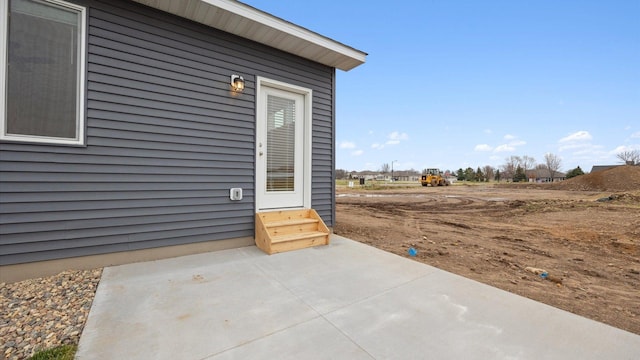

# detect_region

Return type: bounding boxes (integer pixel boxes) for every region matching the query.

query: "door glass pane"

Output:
[6,0,81,139]
[266,95,296,192]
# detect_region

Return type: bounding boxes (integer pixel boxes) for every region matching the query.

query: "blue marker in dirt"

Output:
[408,247,417,257]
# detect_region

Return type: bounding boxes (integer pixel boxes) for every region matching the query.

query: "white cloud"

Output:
[494,144,515,152]
[339,141,356,149]
[558,131,595,152]
[559,130,592,143]
[610,144,640,154]
[631,131,640,139]
[351,150,364,156]
[474,144,493,151]
[492,136,526,153]
[379,131,409,146]
[388,131,409,141]
[369,131,409,150]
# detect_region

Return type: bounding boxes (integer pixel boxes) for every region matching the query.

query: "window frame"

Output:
[0,0,87,146]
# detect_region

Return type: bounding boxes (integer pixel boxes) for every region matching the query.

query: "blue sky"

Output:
[244,0,640,173]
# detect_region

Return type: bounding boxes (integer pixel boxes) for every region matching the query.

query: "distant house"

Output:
[393,170,420,182]
[349,171,379,181]
[348,170,420,182]
[591,165,622,173]
[527,169,566,183]
[0,0,366,282]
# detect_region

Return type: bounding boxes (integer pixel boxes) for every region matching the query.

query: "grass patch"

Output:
[29,345,77,360]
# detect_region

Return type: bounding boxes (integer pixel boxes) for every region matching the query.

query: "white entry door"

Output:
[256,78,312,211]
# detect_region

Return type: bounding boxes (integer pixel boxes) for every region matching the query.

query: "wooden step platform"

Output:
[255,209,330,254]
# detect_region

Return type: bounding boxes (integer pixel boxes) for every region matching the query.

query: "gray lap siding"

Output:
[0,0,335,265]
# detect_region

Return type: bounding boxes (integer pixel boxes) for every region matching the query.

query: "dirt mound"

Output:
[550,165,640,192]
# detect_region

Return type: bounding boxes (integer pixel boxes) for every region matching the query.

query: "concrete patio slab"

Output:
[77,235,640,359]
[208,317,373,360]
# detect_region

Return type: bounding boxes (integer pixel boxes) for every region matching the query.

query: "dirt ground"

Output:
[334,166,640,335]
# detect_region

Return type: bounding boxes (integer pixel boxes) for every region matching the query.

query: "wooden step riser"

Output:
[267,222,319,237]
[257,209,312,223]
[271,231,328,244]
[269,235,329,254]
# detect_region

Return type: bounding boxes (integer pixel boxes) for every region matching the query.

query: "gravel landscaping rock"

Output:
[1,269,102,360]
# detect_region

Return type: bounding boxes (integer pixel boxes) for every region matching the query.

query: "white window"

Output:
[1,0,86,145]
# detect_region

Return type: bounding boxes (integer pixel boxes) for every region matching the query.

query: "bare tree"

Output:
[544,153,562,179]
[520,156,536,181]
[521,155,536,172]
[379,163,390,174]
[617,150,640,165]
[511,155,523,167]
[501,156,521,180]
[482,165,495,182]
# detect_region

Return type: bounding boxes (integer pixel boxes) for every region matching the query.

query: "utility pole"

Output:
[391,160,397,182]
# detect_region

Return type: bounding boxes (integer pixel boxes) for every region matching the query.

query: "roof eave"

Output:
[130,0,367,71]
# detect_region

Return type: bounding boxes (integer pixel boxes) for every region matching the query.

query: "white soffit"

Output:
[130,0,367,71]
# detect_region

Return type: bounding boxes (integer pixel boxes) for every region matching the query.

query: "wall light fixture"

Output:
[231,75,245,92]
